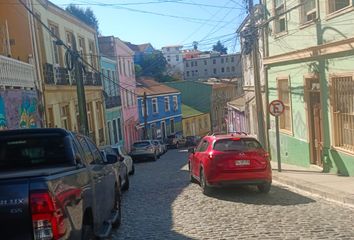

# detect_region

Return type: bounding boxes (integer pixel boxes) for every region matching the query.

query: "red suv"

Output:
[188,134,272,195]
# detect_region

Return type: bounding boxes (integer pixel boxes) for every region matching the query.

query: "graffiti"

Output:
[19,96,38,128]
[0,96,7,129]
[0,89,41,130]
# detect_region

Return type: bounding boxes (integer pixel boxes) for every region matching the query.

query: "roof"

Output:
[136,78,180,96]
[125,42,154,52]
[182,104,204,118]
[228,95,246,112]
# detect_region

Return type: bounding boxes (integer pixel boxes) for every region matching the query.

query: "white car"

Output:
[112,144,135,175]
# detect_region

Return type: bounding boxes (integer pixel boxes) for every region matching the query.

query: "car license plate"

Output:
[235,160,250,166]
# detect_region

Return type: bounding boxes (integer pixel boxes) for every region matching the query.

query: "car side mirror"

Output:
[188,148,195,154]
[106,154,118,164]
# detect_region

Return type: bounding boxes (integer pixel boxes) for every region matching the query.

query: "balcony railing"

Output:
[0,55,36,88]
[105,95,122,108]
[43,63,102,87]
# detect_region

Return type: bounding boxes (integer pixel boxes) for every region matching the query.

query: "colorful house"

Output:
[100,56,124,146]
[263,0,354,175]
[182,104,210,137]
[124,42,155,65]
[99,36,139,151]
[0,0,44,129]
[226,97,247,134]
[136,79,182,140]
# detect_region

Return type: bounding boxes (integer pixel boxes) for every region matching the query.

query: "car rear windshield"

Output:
[133,141,150,147]
[0,134,73,171]
[213,138,262,152]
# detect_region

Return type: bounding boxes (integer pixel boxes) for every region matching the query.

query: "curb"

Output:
[272,173,354,207]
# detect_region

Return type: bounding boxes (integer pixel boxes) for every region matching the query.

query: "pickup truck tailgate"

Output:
[0,179,33,240]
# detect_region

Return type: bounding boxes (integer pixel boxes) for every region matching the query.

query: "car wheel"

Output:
[112,185,121,228]
[122,172,130,191]
[189,162,197,183]
[257,182,271,194]
[130,164,135,175]
[200,169,211,195]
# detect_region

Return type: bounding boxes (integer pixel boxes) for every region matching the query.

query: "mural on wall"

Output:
[0,89,41,130]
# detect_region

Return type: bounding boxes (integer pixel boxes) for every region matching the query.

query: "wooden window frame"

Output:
[152,98,158,114]
[300,0,318,25]
[164,97,170,112]
[272,0,287,36]
[326,0,352,16]
[277,76,293,135]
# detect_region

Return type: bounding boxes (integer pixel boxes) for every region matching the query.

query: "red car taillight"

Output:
[30,191,66,240]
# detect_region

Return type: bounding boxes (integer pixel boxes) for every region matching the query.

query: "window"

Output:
[213,138,262,152]
[186,62,189,67]
[78,37,85,58]
[170,118,175,133]
[213,68,217,74]
[191,61,194,67]
[328,0,350,14]
[113,119,118,144]
[221,58,224,64]
[117,118,123,141]
[274,0,286,34]
[213,59,216,64]
[196,140,209,152]
[226,57,229,63]
[278,78,292,132]
[231,66,235,72]
[204,60,207,65]
[226,66,230,72]
[164,97,170,112]
[47,107,54,128]
[186,71,190,77]
[331,75,354,152]
[231,56,235,62]
[173,96,178,111]
[221,67,225,73]
[167,55,171,62]
[301,0,317,23]
[176,55,179,61]
[49,24,61,65]
[152,98,158,113]
[60,105,71,130]
[88,40,97,68]
[141,98,148,117]
[66,31,73,47]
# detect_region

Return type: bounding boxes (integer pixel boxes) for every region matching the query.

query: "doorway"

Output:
[306,77,323,167]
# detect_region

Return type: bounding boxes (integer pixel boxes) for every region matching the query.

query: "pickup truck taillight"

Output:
[30,191,66,240]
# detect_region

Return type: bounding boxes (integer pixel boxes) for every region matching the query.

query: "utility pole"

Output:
[248,0,266,147]
[143,91,148,139]
[72,37,89,136]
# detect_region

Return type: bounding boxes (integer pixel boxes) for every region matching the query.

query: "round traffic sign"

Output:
[269,100,285,117]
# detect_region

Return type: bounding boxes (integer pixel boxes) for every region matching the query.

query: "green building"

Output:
[263,0,354,175]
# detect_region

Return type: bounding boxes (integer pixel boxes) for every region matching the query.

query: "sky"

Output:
[50,0,249,53]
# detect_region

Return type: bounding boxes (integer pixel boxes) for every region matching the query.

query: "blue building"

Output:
[100,56,124,146]
[136,78,182,140]
[125,42,155,65]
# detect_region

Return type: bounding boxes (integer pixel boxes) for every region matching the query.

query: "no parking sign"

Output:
[269,100,285,117]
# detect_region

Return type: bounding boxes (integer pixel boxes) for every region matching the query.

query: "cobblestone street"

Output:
[112,149,354,240]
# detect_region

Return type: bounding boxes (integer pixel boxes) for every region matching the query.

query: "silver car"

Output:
[152,140,164,157]
[112,144,135,175]
[130,140,158,161]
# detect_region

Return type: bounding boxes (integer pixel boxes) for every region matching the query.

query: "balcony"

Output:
[0,55,36,89]
[105,95,122,108]
[43,63,102,87]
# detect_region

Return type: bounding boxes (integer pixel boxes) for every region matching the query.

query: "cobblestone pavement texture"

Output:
[112,149,354,240]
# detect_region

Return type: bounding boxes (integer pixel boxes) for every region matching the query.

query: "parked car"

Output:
[159,140,168,153]
[100,145,129,191]
[153,140,164,156]
[112,144,135,175]
[166,133,186,148]
[130,140,158,161]
[185,135,201,147]
[0,128,121,240]
[188,133,272,195]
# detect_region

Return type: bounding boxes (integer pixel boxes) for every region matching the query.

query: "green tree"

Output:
[138,51,167,78]
[66,4,99,32]
[212,40,228,54]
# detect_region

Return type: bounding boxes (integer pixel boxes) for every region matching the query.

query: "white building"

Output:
[161,45,184,79]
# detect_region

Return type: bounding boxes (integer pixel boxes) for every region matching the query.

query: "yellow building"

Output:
[182,104,211,137]
[31,0,106,145]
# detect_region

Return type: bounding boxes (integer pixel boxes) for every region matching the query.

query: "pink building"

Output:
[98,36,139,151]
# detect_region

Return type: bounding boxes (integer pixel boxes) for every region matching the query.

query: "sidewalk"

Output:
[271,161,354,207]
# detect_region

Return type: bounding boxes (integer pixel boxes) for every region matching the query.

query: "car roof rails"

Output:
[230,131,248,136]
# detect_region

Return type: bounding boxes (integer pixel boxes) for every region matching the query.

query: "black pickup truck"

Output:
[0,128,121,240]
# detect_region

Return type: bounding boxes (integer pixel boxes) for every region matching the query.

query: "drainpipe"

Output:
[27,0,47,127]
